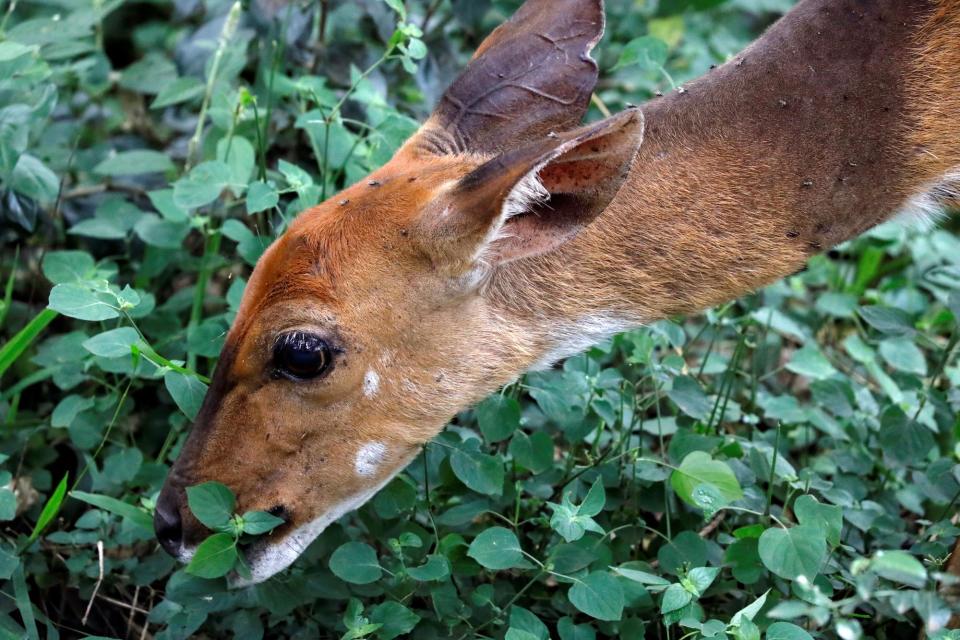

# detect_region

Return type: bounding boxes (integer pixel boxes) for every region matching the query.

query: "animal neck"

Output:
[486,0,959,368]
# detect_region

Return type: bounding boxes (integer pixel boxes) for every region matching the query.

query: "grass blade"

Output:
[0,308,58,380]
[27,472,68,544]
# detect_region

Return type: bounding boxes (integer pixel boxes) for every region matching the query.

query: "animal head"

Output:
[154,0,644,584]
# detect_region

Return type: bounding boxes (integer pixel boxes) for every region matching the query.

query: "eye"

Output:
[273,332,333,381]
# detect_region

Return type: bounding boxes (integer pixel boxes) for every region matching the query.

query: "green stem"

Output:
[186,230,222,372]
[764,422,782,519]
[186,2,242,170]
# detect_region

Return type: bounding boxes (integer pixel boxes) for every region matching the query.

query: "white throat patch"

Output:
[355,441,386,477]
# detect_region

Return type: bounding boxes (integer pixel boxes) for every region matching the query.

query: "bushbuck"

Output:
[155,0,960,593]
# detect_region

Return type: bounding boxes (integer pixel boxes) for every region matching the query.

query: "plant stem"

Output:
[186,230,222,373]
[186,1,242,170]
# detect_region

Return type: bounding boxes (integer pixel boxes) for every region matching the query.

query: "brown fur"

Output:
[156,0,960,593]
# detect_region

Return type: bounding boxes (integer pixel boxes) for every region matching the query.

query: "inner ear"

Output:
[487,109,646,264]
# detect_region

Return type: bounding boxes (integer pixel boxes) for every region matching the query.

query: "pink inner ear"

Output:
[487,212,585,264]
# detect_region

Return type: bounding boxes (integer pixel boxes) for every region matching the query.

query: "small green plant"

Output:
[184,482,284,579]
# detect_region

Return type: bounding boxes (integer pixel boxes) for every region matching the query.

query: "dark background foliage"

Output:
[1,0,960,638]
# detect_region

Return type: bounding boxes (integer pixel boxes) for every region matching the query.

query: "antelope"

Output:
[154,0,960,593]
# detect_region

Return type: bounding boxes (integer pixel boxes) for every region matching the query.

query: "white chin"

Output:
[224,472,400,588]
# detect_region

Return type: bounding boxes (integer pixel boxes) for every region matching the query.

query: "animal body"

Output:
[154,0,960,597]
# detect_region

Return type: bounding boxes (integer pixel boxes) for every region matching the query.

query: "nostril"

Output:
[154,493,183,558]
[267,504,290,522]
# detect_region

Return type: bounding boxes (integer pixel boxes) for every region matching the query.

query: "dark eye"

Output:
[273,332,333,380]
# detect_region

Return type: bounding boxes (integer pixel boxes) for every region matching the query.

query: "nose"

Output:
[154,488,183,558]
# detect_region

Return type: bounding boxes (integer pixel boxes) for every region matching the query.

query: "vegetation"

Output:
[1,0,959,638]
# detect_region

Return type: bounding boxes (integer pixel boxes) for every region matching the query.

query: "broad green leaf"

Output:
[579,477,606,517]
[406,554,450,582]
[151,76,204,109]
[508,431,553,474]
[785,345,836,380]
[870,550,927,588]
[173,160,232,209]
[0,489,16,520]
[240,511,285,535]
[10,153,58,201]
[186,482,236,531]
[476,394,521,443]
[82,327,140,358]
[48,284,119,321]
[94,150,174,176]
[329,542,382,584]
[568,572,624,621]
[858,305,915,336]
[509,606,549,640]
[41,251,95,284]
[467,526,524,570]
[660,583,693,613]
[369,601,420,640]
[757,525,825,581]
[70,490,154,530]
[164,371,208,420]
[766,622,814,640]
[793,495,842,546]
[668,375,712,421]
[450,438,504,495]
[730,589,769,626]
[613,567,671,586]
[134,213,190,249]
[218,136,255,187]
[878,338,927,375]
[186,533,237,578]
[670,451,743,507]
[51,394,94,428]
[246,181,278,214]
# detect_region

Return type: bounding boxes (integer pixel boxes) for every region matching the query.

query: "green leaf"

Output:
[467,526,524,570]
[185,533,238,578]
[757,525,826,581]
[685,566,720,596]
[612,36,669,71]
[878,338,927,375]
[82,327,141,358]
[240,511,285,535]
[858,305,915,336]
[246,181,279,214]
[670,451,743,507]
[0,489,17,521]
[151,76,204,109]
[69,198,142,239]
[568,572,624,621]
[509,606,549,640]
[173,161,232,209]
[329,542,382,584]
[70,490,154,530]
[730,589,769,626]
[450,438,504,495]
[10,153,58,202]
[94,150,174,176]
[48,284,119,321]
[870,550,927,588]
[476,394,521,443]
[785,345,837,380]
[164,371,208,420]
[613,567,671,587]
[766,622,814,640]
[793,495,842,546]
[29,472,68,542]
[508,431,553,474]
[405,554,449,581]
[369,601,420,640]
[668,375,712,421]
[134,213,190,249]
[0,41,35,61]
[42,250,95,284]
[660,583,693,613]
[186,482,236,531]
[51,394,94,428]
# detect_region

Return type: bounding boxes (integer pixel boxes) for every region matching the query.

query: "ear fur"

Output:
[418,108,645,273]
[414,0,605,155]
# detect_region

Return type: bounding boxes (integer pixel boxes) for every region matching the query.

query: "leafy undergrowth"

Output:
[2,0,960,639]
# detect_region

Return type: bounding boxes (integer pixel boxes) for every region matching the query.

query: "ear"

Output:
[419,109,644,271]
[414,0,604,155]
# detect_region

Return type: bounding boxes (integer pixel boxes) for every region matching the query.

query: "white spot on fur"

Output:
[529,312,646,370]
[897,166,960,230]
[362,370,379,397]
[229,454,411,587]
[355,441,386,477]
